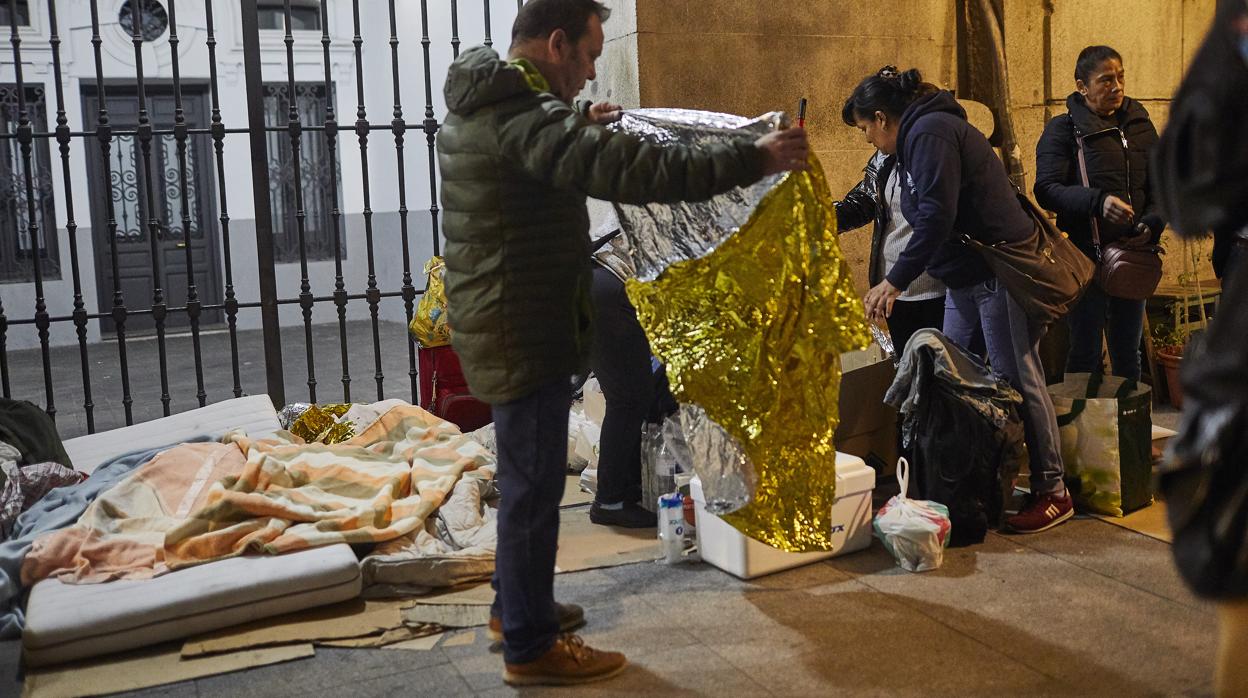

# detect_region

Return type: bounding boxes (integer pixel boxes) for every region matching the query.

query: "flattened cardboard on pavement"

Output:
[408,581,495,606]
[561,473,594,508]
[440,629,478,647]
[24,643,314,698]
[402,603,492,628]
[555,505,659,573]
[1093,499,1173,543]
[381,633,445,651]
[181,598,412,657]
[317,623,442,648]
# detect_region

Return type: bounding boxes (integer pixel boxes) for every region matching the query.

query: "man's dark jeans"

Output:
[489,378,572,664]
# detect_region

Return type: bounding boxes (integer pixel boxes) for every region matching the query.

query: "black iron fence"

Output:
[0,0,524,434]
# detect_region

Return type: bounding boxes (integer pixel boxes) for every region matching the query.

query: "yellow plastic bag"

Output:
[410,256,452,348]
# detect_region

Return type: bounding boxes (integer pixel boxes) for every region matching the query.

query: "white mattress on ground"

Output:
[23,544,361,667]
[63,395,281,474]
[26,395,360,667]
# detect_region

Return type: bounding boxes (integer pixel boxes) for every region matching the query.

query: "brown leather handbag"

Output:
[1076,130,1165,300]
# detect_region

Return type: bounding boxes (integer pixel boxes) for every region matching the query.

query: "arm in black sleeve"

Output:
[833,163,878,233]
[1033,115,1104,218]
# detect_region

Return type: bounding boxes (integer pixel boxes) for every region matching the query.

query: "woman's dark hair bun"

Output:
[842,66,933,126]
[898,68,924,94]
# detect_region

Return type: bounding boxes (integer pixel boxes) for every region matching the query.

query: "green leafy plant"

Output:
[1152,236,1213,359]
[1151,320,1185,356]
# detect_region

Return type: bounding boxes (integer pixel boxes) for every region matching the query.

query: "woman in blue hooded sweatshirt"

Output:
[850,66,1072,534]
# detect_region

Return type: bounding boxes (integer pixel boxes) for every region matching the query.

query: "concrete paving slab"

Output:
[1009,517,1193,604]
[189,646,451,698]
[832,527,1216,696]
[331,662,472,697]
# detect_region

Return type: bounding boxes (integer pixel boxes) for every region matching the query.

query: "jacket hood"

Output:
[443,46,538,115]
[1065,92,1150,135]
[897,90,965,162]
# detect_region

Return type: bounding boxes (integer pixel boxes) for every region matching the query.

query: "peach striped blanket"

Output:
[22,404,494,585]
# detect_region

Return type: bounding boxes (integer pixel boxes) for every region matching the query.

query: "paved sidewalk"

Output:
[0,511,1214,697]
[0,321,1206,696]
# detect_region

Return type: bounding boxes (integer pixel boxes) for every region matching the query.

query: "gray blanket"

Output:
[884,329,1022,442]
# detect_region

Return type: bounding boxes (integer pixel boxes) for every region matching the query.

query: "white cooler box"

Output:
[691,452,875,579]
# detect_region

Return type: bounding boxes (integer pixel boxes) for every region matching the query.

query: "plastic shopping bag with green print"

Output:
[1049,373,1154,516]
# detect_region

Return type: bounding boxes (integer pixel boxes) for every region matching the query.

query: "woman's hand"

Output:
[863,280,903,323]
[1100,195,1135,225]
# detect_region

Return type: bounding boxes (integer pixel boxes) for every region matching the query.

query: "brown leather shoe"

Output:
[503,634,627,686]
[488,601,585,642]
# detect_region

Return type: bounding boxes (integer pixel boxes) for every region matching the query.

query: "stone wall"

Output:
[589,0,959,292]
[589,0,1219,291]
[1003,0,1216,285]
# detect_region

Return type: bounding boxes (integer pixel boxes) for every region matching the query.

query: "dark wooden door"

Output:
[84,88,220,332]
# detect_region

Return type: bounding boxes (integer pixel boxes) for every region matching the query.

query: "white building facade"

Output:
[0,0,522,351]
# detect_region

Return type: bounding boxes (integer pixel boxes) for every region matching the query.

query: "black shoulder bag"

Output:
[962,191,1095,330]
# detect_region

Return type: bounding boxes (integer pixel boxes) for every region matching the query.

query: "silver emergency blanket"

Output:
[610,108,783,515]
[611,108,785,282]
[871,324,897,363]
[679,403,756,514]
[277,403,312,430]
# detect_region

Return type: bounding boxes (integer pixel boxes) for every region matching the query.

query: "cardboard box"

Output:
[834,348,899,472]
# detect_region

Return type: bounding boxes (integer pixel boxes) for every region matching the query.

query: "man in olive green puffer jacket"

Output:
[437,0,809,686]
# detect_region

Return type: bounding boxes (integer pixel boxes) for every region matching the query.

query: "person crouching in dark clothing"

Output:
[586,212,677,529]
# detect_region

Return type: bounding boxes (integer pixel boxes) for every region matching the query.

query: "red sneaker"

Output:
[1005,492,1074,534]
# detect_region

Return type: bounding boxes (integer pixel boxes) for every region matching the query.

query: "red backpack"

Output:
[418,345,493,433]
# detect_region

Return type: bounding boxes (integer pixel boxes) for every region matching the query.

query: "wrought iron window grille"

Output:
[0,83,59,283]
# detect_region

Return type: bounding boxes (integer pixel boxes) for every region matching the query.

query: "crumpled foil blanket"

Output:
[616,109,872,552]
[612,109,785,283]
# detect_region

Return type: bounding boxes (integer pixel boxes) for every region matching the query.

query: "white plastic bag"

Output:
[566,405,601,472]
[872,458,952,572]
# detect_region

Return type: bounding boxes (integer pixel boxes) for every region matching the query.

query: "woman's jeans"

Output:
[1066,283,1146,380]
[944,278,1066,496]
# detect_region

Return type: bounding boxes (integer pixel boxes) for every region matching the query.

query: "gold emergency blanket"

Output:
[289,403,355,445]
[625,154,871,552]
[410,256,452,348]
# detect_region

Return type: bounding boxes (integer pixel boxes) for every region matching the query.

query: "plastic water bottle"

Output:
[658,492,685,564]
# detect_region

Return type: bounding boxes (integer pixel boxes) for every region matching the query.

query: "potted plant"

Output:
[1150,237,1214,409]
[1152,320,1187,409]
